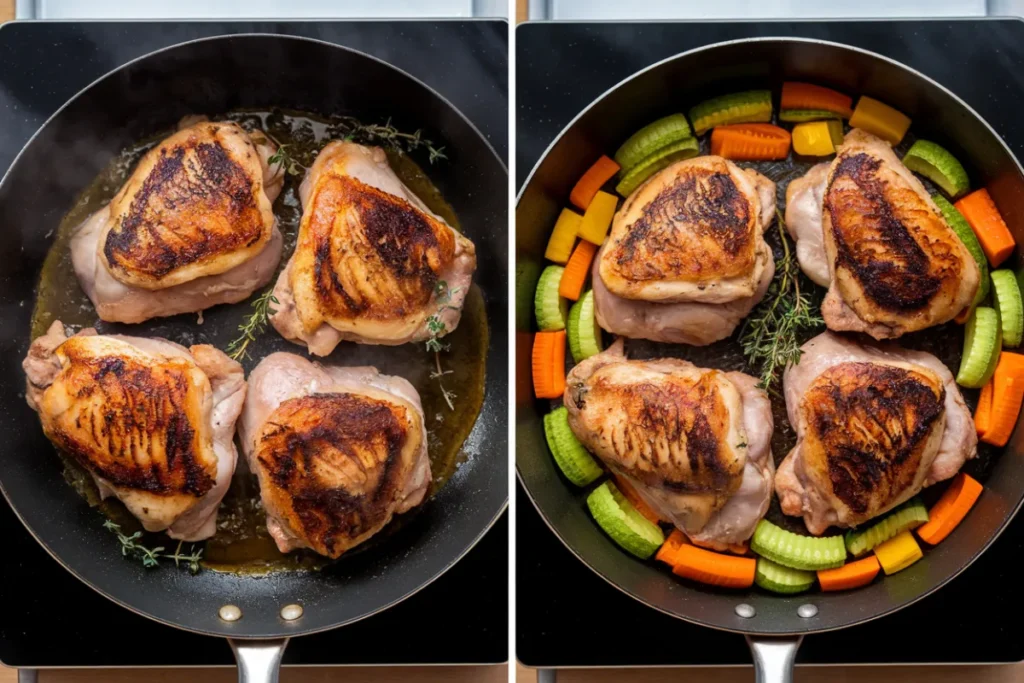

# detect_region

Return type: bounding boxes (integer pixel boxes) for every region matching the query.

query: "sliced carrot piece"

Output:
[710,123,791,161]
[614,475,661,524]
[916,473,984,545]
[655,529,689,567]
[981,351,1024,446]
[531,330,566,399]
[975,379,994,437]
[671,544,756,589]
[559,240,598,301]
[955,189,1016,267]
[817,555,881,592]
[781,82,854,118]
[570,156,621,211]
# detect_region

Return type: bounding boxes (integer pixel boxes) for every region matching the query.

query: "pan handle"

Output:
[229,638,290,683]
[745,636,802,683]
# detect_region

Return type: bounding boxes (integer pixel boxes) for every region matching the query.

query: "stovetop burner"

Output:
[516,18,1024,668]
[0,19,507,669]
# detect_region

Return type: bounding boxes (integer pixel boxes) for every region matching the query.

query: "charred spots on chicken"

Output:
[806,362,945,514]
[104,140,264,281]
[826,153,944,311]
[613,168,751,281]
[256,392,410,559]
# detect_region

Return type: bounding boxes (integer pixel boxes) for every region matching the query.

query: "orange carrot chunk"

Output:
[917,473,983,545]
[955,189,1016,267]
[710,123,791,161]
[559,240,598,301]
[975,379,994,437]
[980,352,1024,447]
[614,475,661,524]
[671,545,756,589]
[655,529,689,566]
[570,156,621,211]
[781,82,854,118]
[531,330,567,399]
[817,555,881,592]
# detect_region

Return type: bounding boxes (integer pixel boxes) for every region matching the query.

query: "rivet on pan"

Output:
[734,603,756,618]
[797,603,818,619]
[219,604,242,622]
[280,604,304,621]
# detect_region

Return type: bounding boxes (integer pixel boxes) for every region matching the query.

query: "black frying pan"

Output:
[0,34,507,680]
[516,38,1024,681]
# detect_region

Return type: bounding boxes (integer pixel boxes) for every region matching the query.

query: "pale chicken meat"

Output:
[564,339,774,551]
[239,352,430,558]
[785,129,979,339]
[22,321,245,541]
[594,155,776,345]
[72,119,285,324]
[777,331,976,535]
[269,142,476,355]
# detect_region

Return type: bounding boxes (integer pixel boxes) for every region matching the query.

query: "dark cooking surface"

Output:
[517,19,1024,667]
[0,21,506,668]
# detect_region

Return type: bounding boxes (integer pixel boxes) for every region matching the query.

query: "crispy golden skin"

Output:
[254,391,424,559]
[800,361,946,524]
[100,122,274,290]
[599,156,772,304]
[823,130,977,333]
[36,335,217,502]
[289,173,456,339]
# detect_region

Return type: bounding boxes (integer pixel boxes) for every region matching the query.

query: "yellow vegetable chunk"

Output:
[545,208,581,264]
[849,96,911,145]
[874,530,923,575]
[826,119,844,147]
[578,191,618,245]
[792,121,836,156]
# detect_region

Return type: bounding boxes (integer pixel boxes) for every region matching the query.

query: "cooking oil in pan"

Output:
[31,109,488,574]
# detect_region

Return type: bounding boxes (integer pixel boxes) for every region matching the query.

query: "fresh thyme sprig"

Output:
[266,140,306,177]
[426,280,461,411]
[334,116,447,164]
[103,520,203,574]
[738,210,824,391]
[227,288,279,362]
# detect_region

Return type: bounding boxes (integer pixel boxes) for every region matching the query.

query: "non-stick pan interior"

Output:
[0,34,507,638]
[516,38,1024,635]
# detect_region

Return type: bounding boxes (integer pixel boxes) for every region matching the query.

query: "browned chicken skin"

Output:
[72,119,284,323]
[565,340,775,549]
[594,156,775,345]
[23,322,245,540]
[240,353,430,558]
[777,331,976,534]
[270,141,476,354]
[790,129,979,338]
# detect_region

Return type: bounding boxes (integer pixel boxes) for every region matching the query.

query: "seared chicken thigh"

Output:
[72,119,284,323]
[777,331,976,535]
[564,340,774,550]
[269,142,476,355]
[594,156,776,345]
[785,129,979,338]
[22,321,244,541]
[239,352,430,558]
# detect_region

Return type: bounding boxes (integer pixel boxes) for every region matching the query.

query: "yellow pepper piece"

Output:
[545,208,581,264]
[849,96,912,145]
[578,191,618,245]
[792,122,836,156]
[826,120,844,148]
[874,530,923,575]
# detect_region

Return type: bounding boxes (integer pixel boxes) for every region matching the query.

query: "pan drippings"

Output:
[31,109,487,574]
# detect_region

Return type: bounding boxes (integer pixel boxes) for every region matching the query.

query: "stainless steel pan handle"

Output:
[230,639,289,683]
[746,636,802,683]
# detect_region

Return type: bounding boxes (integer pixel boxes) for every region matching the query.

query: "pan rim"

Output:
[0,30,508,640]
[515,33,1024,637]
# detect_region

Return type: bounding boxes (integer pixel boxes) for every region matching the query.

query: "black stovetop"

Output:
[0,20,507,669]
[516,19,1024,668]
